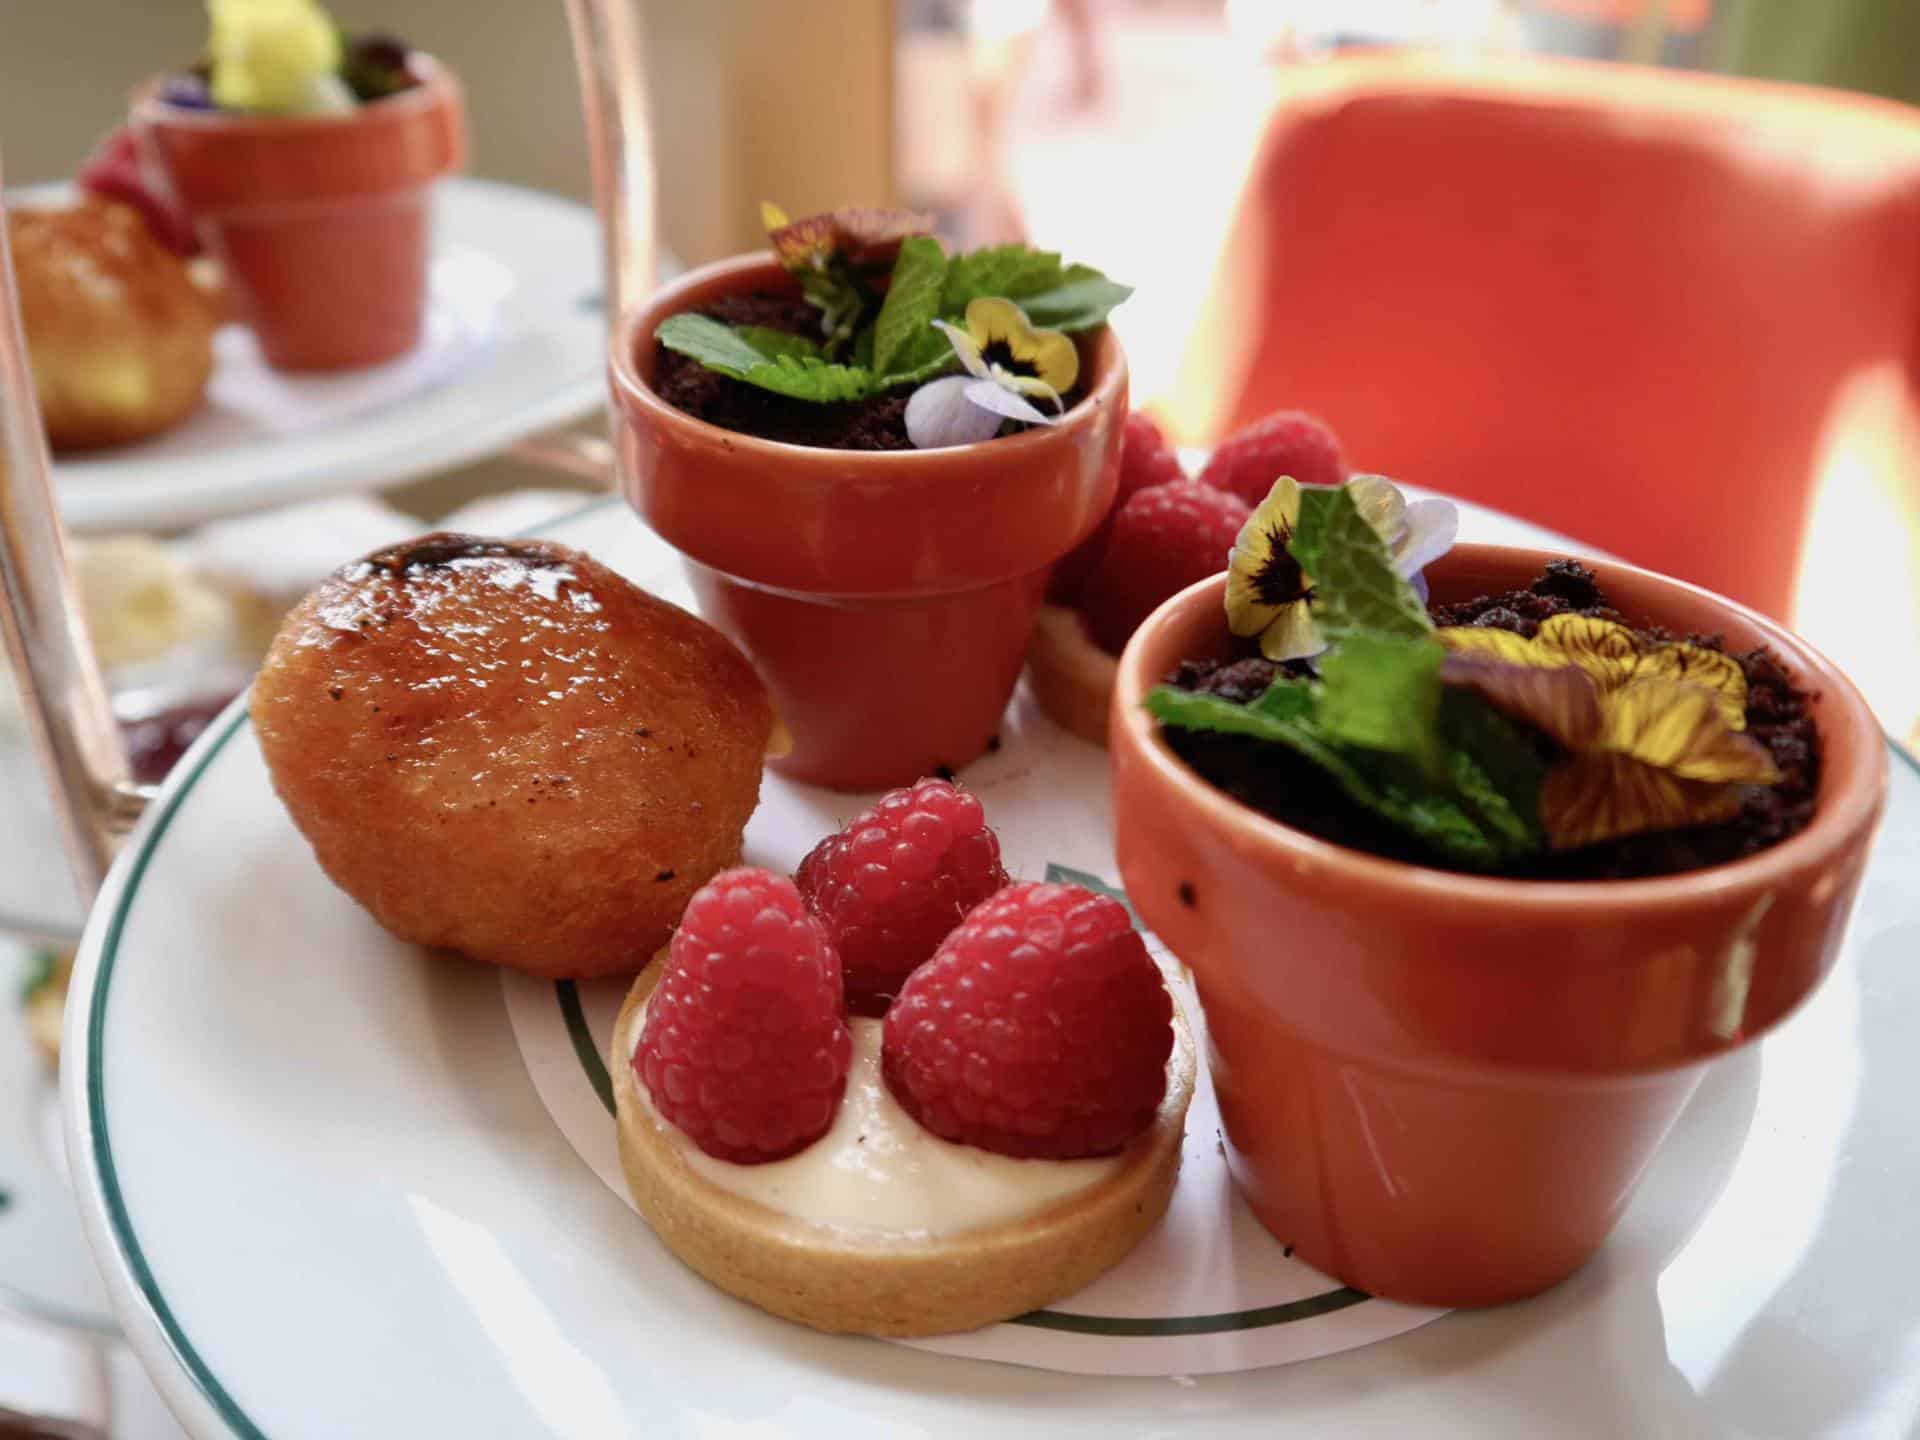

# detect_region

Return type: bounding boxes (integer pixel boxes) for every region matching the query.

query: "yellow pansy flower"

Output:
[207,0,347,113]
[1225,475,1457,661]
[907,297,1082,447]
[1437,615,1780,849]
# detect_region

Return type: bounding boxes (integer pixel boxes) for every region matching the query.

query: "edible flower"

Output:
[905,297,1081,449]
[760,202,936,356]
[206,0,350,113]
[1226,475,1457,661]
[1437,616,1780,849]
[762,203,934,271]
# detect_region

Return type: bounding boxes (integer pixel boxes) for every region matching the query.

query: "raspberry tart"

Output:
[611,795,1195,1337]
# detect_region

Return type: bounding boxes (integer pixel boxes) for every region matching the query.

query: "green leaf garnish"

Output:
[941,249,1131,332]
[1017,268,1133,331]
[1145,684,1503,867]
[732,326,822,361]
[657,313,876,403]
[941,244,1068,311]
[1315,631,1445,770]
[665,216,1129,405]
[1437,688,1549,853]
[872,236,948,378]
[1290,485,1432,642]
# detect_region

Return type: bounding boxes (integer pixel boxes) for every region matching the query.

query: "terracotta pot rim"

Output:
[1113,543,1889,916]
[609,252,1127,473]
[130,54,460,134]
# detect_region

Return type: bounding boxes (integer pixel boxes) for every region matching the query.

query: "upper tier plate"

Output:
[12,177,606,534]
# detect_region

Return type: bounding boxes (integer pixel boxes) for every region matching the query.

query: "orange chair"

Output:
[1172,56,1920,663]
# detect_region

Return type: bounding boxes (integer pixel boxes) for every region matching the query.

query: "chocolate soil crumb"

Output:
[653,291,1084,451]
[1165,563,1821,881]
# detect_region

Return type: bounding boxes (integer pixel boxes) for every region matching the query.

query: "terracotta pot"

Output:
[610,254,1127,792]
[132,61,465,372]
[1110,546,1888,1308]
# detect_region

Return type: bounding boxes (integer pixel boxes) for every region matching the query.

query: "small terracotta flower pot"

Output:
[1110,546,1888,1308]
[610,254,1127,792]
[132,60,465,372]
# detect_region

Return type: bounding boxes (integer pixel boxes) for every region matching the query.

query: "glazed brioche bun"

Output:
[1026,602,1118,747]
[612,955,1196,1337]
[253,535,774,977]
[10,199,217,451]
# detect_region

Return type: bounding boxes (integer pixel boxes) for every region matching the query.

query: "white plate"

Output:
[0,940,114,1336]
[14,177,606,534]
[61,500,1920,1437]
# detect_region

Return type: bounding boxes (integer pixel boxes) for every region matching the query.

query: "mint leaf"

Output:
[1438,689,1548,854]
[875,334,959,389]
[658,313,782,372]
[733,326,820,361]
[1316,631,1444,765]
[1250,677,1315,721]
[873,236,948,377]
[657,313,875,403]
[942,244,1067,310]
[1289,484,1339,572]
[1290,485,1431,642]
[941,248,1131,331]
[1018,269,1133,331]
[1145,685,1502,867]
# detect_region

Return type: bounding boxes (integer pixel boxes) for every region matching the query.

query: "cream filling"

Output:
[633,1012,1122,1236]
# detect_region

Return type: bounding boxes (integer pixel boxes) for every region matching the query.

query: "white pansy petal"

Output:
[994,369,1067,411]
[906,375,1005,449]
[1393,498,1460,577]
[964,378,1056,426]
[931,319,990,378]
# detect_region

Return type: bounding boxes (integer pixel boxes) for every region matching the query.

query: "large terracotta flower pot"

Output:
[132,60,465,372]
[610,254,1127,793]
[1110,545,1888,1308]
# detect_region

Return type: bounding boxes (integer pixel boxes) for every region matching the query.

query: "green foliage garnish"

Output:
[655,313,876,403]
[941,246,1132,331]
[1290,486,1433,643]
[871,236,948,379]
[1149,479,1544,869]
[657,213,1129,406]
[1315,630,1444,769]
[1144,684,1506,866]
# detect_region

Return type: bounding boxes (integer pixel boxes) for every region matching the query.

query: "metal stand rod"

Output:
[564,0,658,329]
[0,157,133,901]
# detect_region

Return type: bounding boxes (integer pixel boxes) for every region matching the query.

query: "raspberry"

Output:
[1198,410,1346,506]
[76,129,199,258]
[634,868,851,1164]
[796,777,1009,1017]
[1118,411,1186,498]
[1049,410,1186,605]
[1077,479,1249,654]
[882,882,1173,1159]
